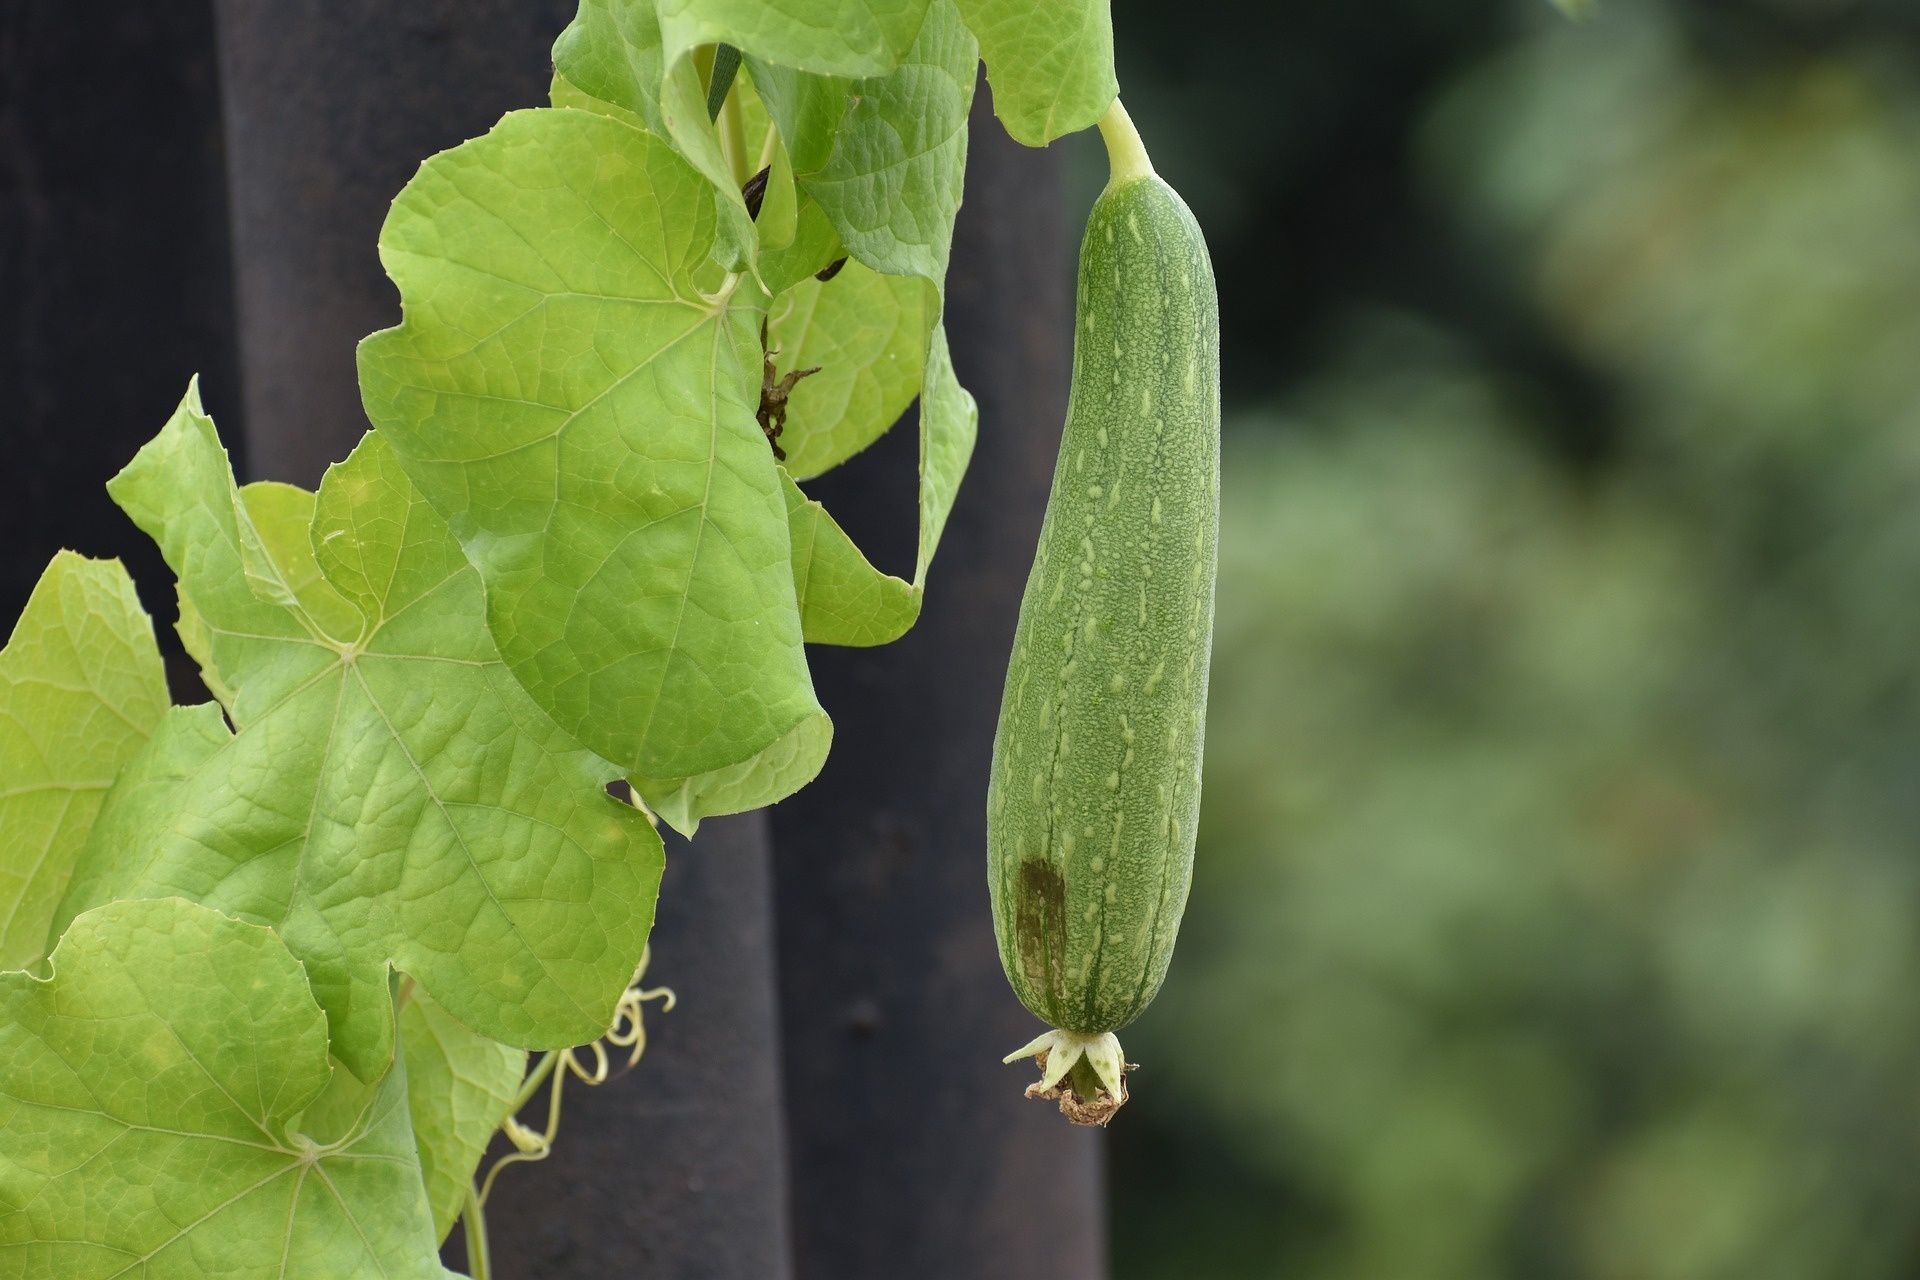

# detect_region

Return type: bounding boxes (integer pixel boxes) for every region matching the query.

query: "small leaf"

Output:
[774,321,975,646]
[915,325,978,585]
[0,552,167,970]
[783,472,917,646]
[0,898,444,1278]
[553,0,791,271]
[761,195,846,296]
[957,0,1118,147]
[398,987,526,1242]
[751,0,976,283]
[749,1,980,641]
[769,266,931,479]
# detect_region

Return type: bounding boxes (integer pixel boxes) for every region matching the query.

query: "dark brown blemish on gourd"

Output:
[1015,860,1068,1001]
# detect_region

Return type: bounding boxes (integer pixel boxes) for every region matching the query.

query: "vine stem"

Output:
[463,1184,492,1280]
[507,1050,559,1116]
[706,44,742,121]
[1096,98,1156,186]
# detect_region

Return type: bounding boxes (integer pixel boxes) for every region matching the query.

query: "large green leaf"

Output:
[0,554,167,971]
[359,108,831,835]
[956,0,1116,147]
[53,389,663,1081]
[398,987,525,1242]
[658,0,931,78]
[0,898,445,1278]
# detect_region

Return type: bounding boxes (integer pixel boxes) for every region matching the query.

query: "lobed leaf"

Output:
[358,108,831,834]
[956,0,1117,147]
[54,389,664,1081]
[0,898,444,1278]
[0,553,167,971]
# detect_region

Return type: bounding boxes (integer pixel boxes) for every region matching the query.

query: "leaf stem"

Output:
[718,76,749,186]
[706,44,742,122]
[1096,98,1156,187]
[462,1184,492,1280]
[507,1050,559,1117]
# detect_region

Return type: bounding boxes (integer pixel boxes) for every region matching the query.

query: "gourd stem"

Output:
[706,44,742,121]
[1096,98,1156,186]
[463,1184,493,1280]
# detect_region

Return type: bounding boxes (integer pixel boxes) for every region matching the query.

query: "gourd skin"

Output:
[987,168,1219,1038]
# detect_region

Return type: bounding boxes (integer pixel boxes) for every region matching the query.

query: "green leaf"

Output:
[0,553,167,971]
[551,0,669,134]
[398,987,526,1242]
[768,266,931,479]
[751,0,976,283]
[757,125,801,251]
[552,0,775,271]
[358,107,830,834]
[914,324,977,585]
[55,704,231,957]
[956,0,1117,147]
[658,0,932,78]
[55,389,664,1081]
[778,320,975,647]
[760,194,846,296]
[550,0,973,650]
[748,1,979,641]
[783,473,917,646]
[0,898,444,1278]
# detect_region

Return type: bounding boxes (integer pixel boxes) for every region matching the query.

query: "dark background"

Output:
[12,1,1920,1277]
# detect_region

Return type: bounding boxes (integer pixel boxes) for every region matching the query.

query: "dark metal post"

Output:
[486,819,796,1278]
[210,5,796,1275]
[0,4,239,638]
[212,0,574,484]
[768,85,1107,1280]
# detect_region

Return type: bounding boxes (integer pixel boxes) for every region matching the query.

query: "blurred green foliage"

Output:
[1111,3,1920,1276]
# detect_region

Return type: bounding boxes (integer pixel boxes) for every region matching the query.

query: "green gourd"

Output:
[987,100,1220,1125]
